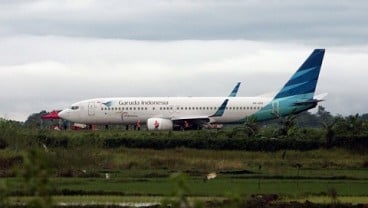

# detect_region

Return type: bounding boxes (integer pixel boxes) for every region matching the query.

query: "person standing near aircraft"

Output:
[136,120,141,131]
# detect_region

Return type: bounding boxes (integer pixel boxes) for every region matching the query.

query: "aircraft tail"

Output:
[273,49,325,100]
[250,49,326,121]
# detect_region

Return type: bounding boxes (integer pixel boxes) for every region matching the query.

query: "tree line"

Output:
[0,106,367,151]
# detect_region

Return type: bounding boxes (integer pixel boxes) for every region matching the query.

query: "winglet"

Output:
[210,99,229,117]
[229,82,241,97]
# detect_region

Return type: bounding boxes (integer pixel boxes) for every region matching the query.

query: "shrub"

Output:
[0,139,8,149]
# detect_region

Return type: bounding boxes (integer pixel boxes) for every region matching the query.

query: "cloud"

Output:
[0,35,367,121]
[1,1,368,45]
[1,1,368,121]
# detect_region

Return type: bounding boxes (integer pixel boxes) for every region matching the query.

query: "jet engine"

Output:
[147,118,173,130]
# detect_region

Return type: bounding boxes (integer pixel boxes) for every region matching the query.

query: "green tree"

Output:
[316,106,334,124]
[228,116,259,138]
[244,116,259,137]
[24,111,46,128]
[321,118,338,148]
[360,113,368,120]
[273,114,297,138]
[295,111,320,127]
[0,119,23,150]
[335,114,364,136]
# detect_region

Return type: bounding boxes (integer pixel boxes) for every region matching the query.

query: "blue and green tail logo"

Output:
[274,49,325,100]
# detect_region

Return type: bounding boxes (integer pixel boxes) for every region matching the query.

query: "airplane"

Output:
[59,49,326,130]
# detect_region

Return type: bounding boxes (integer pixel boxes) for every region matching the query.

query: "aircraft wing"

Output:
[171,99,229,123]
[172,115,210,121]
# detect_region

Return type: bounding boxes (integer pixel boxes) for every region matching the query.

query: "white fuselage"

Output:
[58,49,326,130]
[59,96,273,125]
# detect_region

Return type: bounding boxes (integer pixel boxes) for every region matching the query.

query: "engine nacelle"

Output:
[147,118,173,130]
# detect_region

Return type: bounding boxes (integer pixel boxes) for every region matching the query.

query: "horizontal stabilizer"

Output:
[293,93,327,106]
[314,93,328,101]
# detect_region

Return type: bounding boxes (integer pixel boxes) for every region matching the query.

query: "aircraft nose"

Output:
[58,109,71,120]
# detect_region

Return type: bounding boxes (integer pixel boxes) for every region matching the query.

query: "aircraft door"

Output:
[88,102,95,116]
[272,101,279,116]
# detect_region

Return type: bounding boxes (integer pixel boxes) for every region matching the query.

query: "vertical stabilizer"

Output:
[274,49,325,100]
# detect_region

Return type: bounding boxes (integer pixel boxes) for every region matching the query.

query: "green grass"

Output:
[3,176,368,197]
[284,196,368,204]
[9,195,368,206]
[2,146,368,205]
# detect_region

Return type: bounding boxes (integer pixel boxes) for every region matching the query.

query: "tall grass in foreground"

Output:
[1,147,368,176]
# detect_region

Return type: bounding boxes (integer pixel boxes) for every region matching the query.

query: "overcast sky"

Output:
[1,0,368,121]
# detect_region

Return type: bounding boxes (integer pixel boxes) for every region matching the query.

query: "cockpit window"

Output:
[71,106,79,110]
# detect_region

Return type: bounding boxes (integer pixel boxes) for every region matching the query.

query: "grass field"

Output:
[1,144,368,206]
[4,175,368,196]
